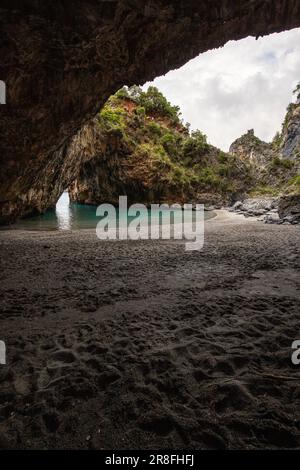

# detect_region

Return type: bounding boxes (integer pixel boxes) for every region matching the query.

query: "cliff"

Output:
[280,102,300,159]
[229,100,300,197]
[68,87,251,207]
[229,129,273,168]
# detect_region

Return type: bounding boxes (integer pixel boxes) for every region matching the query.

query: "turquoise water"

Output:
[10,192,215,231]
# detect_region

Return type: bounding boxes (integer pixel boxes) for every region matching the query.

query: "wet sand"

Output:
[0,211,300,449]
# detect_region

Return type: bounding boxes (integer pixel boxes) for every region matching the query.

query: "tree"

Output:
[115,86,129,99]
[138,86,181,122]
[272,131,282,149]
[127,85,143,102]
[181,130,209,162]
[293,82,300,101]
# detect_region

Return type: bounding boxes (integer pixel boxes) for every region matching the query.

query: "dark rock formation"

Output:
[232,197,278,214]
[280,103,300,159]
[230,102,300,167]
[230,100,300,196]
[229,98,300,221]
[1,1,300,222]
[230,197,280,223]
[278,194,300,222]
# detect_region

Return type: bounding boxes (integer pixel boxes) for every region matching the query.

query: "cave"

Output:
[1,0,300,223]
[1,2,300,453]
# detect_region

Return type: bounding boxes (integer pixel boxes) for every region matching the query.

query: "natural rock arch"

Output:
[1,0,300,223]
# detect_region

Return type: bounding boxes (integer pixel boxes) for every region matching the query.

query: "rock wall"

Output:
[230,102,300,193]
[278,194,300,221]
[281,104,300,159]
[1,1,300,222]
[67,91,251,208]
[229,101,300,222]
[229,129,273,168]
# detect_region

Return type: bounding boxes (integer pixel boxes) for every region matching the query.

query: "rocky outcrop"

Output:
[231,197,278,216]
[280,103,300,160]
[230,195,300,225]
[278,194,300,223]
[230,99,300,197]
[229,129,274,169]
[230,197,281,224]
[0,144,89,224]
[68,89,250,207]
[229,97,300,223]
[1,1,300,223]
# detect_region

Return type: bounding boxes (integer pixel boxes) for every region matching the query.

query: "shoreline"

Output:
[0,209,256,238]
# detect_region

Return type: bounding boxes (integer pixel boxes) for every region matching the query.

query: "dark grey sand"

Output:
[1,211,300,449]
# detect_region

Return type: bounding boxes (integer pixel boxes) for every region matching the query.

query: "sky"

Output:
[143,28,300,151]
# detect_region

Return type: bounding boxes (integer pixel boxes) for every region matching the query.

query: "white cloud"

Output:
[143,28,300,151]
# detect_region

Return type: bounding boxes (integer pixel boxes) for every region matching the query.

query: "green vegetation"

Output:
[118,85,181,124]
[282,102,297,132]
[249,185,281,197]
[285,174,300,194]
[146,121,163,137]
[139,86,181,123]
[218,151,230,164]
[293,82,300,101]
[272,131,282,149]
[160,132,178,156]
[98,105,125,134]
[135,106,146,117]
[271,156,294,170]
[95,86,283,201]
[181,130,209,164]
[115,86,130,100]
[289,174,300,187]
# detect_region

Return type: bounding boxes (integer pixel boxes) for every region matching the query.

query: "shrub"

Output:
[160,132,178,156]
[272,131,282,149]
[284,174,300,196]
[170,165,191,186]
[181,130,209,162]
[271,157,294,170]
[197,168,219,186]
[135,143,168,163]
[217,164,231,177]
[127,85,143,102]
[138,86,181,123]
[282,103,297,130]
[147,121,163,136]
[218,151,229,164]
[115,86,130,100]
[249,185,280,196]
[135,106,146,116]
[293,82,300,101]
[98,106,124,131]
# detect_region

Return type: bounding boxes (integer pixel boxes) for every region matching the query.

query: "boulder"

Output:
[232,201,243,210]
[263,213,280,224]
[278,195,300,223]
[231,197,279,217]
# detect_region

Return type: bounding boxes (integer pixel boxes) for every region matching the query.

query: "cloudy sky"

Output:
[143,28,300,151]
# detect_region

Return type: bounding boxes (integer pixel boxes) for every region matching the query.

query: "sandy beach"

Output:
[1,210,300,449]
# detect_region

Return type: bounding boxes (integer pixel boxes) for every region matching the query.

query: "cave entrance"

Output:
[3,26,300,226]
[55,191,71,230]
[64,29,300,216]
